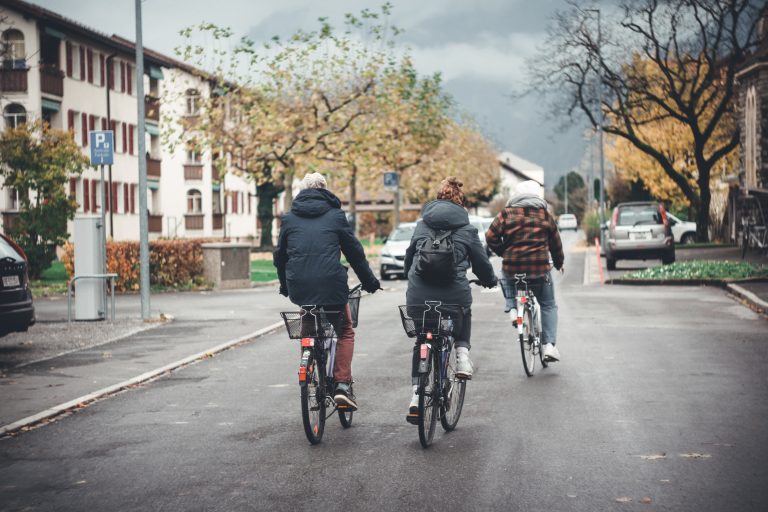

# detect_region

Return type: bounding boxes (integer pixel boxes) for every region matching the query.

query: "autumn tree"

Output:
[552,171,587,220]
[0,121,89,277]
[165,7,396,247]
[529,0,764,241]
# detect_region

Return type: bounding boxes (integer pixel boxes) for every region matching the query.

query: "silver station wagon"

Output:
[605,202,675,270]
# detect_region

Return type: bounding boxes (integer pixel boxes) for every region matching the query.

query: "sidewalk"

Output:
[0,285,286,432]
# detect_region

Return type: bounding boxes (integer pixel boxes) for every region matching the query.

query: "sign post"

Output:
[384,172,401,227]
[89,130,114,312]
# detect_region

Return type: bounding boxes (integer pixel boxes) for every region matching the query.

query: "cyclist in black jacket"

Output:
[274,173,380,410]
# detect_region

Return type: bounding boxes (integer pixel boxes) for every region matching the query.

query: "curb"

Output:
[726,283,768,315]
[606,278,729,287]
[0,320,285,438]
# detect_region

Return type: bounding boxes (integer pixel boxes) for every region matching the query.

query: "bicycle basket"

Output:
[398,304,461,338]
[280,309,341,340]
[348,287,361,329]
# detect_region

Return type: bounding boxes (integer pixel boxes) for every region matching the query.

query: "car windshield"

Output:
[0,238,23,261]
[389,225,415,242]
[617,205,661,226]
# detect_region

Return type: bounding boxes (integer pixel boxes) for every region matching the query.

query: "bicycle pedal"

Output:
[405,413,419,425]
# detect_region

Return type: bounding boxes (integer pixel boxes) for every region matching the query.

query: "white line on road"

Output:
[0,320,285,438]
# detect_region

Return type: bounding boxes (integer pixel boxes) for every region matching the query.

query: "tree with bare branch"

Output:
[529,0,764,241]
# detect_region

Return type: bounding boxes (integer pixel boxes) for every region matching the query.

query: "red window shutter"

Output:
[110,120,116,133]
[69,178,77,199]
[107,59,114,89]
[86,49,93,83]
[83,179,90,212]
[101,118,107,130]
[66,42,73,77]
[91,180,98,213]
[79,46,86,80]
[129,124,135,154]
[89,115,96,133]
[81,113,88,146]
[248,192,251,214]
[124,184,129,214]
[120,61,126,92]
[130,185,136,213]
[99,53,105,86]
[111,182,119,213]
[67,110,75,132]
[126,63,133,95]
[233,192,238,214]
[122,122,127,153]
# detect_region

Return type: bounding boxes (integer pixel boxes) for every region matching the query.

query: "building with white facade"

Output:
[0,0,258,242]
[498,151,545,198]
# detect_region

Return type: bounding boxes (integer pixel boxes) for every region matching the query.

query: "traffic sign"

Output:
[383,171,399,192]
[89,131,114,166]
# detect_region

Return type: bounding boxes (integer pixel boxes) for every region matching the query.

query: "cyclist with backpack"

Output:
[485,180,564,362]
[403,177,497,417]
[273,172,381,411]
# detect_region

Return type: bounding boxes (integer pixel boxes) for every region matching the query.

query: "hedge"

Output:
[62,240,207,292]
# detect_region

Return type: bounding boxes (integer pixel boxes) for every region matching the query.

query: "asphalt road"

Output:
[1,232,767,511]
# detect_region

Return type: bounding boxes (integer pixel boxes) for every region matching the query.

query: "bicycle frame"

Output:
[415,303,457,414]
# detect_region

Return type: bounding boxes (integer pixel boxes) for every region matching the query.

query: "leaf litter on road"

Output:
[679,452,712,459]
[637,452,667,460]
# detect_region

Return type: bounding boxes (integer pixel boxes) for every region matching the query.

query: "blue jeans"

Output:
[503,272,558,345]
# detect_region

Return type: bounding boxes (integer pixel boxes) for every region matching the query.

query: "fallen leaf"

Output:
[638,453,667,460]
[640,497,652,504]
[615,497,632,503]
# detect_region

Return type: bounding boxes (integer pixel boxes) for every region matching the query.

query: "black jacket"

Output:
[404,200,497,307]
[273,188,379,306]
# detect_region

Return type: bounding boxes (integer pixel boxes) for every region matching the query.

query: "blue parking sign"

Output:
[89,131,114,166]
[383,171,399,191]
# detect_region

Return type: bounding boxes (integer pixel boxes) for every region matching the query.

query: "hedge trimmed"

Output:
[62,240,207,291]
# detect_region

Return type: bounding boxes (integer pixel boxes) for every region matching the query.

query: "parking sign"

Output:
[383,172,399,191]
[89,131,114,166]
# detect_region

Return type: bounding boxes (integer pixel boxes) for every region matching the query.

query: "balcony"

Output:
[184,164,203,180]
[0,68,28,93]
[145,95,160,121]
[185,214,204,231]
[40,66,64,96]
[212,213,224,230]
[147,157,161,179]
[148,214,163,233]
[1,211,20,234]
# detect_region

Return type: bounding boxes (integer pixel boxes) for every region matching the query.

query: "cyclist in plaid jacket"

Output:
[485,180,565,362]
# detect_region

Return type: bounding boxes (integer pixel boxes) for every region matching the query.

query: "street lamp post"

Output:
[586,8,606,246]
[135,0,150,319]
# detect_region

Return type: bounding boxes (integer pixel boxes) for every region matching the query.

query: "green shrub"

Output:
[583,210,601,245]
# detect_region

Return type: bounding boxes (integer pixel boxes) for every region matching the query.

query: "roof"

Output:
[0,0,188,70]
[498,152,544,187]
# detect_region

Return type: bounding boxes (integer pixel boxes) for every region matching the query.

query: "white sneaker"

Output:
[542,343,561,362]
[408,392,419,414]
[455,348,473,379]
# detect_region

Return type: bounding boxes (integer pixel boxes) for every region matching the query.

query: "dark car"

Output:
[0,234,35,335]
[605,202,675,270]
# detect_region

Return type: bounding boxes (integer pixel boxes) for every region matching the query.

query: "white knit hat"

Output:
[301,172,327,190]
[516,180,540,196]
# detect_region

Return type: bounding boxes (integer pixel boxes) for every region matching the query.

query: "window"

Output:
[93,51,102,86]
[745,86,758,189]
[186,146,201,164]
[186,189,202,214]
[185,88,201,116]
[6,187,20,210]
[3,103,26,129]
[70,43,81,79]
[1,29,26,68]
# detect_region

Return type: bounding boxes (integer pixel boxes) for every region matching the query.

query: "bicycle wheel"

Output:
[338,383,354,428]
[440,346,466,432]
[301,351,326,444]
[520,308,536,377]
[418,354,439,448]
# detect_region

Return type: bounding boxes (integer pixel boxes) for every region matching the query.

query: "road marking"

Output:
[0,320,285,438]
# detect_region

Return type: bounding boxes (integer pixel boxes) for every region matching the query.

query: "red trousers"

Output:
[333,304,355,383]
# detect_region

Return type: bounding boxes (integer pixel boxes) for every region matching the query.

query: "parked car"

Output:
[0,234,35,336]
[469,216,494,257]
[604,201,675,270]
[379,222,417,280]
[666,213,697,245]
[558,213,578,231]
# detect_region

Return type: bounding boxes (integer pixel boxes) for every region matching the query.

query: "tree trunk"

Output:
[283,168,295,213]
[696,169,711,243]
[257,183,279,249]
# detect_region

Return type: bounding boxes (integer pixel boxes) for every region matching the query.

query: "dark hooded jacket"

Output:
[273,188,379,306]
[404,200,497,307]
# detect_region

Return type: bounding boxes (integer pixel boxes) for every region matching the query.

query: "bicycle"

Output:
[279,284,362,445]
[500,274,548,377]
[398,300,467,448]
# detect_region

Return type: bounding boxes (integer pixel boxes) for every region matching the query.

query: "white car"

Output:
[379,222,416,280]
[469,215,494,256]
[666,213,697,244]
[558,213,578,231]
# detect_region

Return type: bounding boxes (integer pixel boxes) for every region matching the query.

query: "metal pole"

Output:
[106,53,116,239]
[99,164,107,316]
[564,171,569,214]
[596,10,606,239]
[393,173,401,228]
[135,0,150,319]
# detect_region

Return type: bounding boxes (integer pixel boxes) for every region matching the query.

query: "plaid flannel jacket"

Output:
[485,206,564,277]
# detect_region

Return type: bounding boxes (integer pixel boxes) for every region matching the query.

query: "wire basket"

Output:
[280,309,341,340]
[398,304,461,338]
[348,286,361,329]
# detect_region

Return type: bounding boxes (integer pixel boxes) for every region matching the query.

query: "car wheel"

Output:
[662,251,676,265]
[380,267,390,281]
[607,257,617,271]
[681,233,696,245]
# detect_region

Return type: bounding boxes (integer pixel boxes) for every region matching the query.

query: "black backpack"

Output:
[414,228,457,284]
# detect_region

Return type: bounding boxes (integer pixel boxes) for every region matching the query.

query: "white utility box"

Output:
[73,216,105,320]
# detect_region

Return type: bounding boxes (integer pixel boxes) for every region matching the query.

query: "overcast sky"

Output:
[30,0,593,188]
